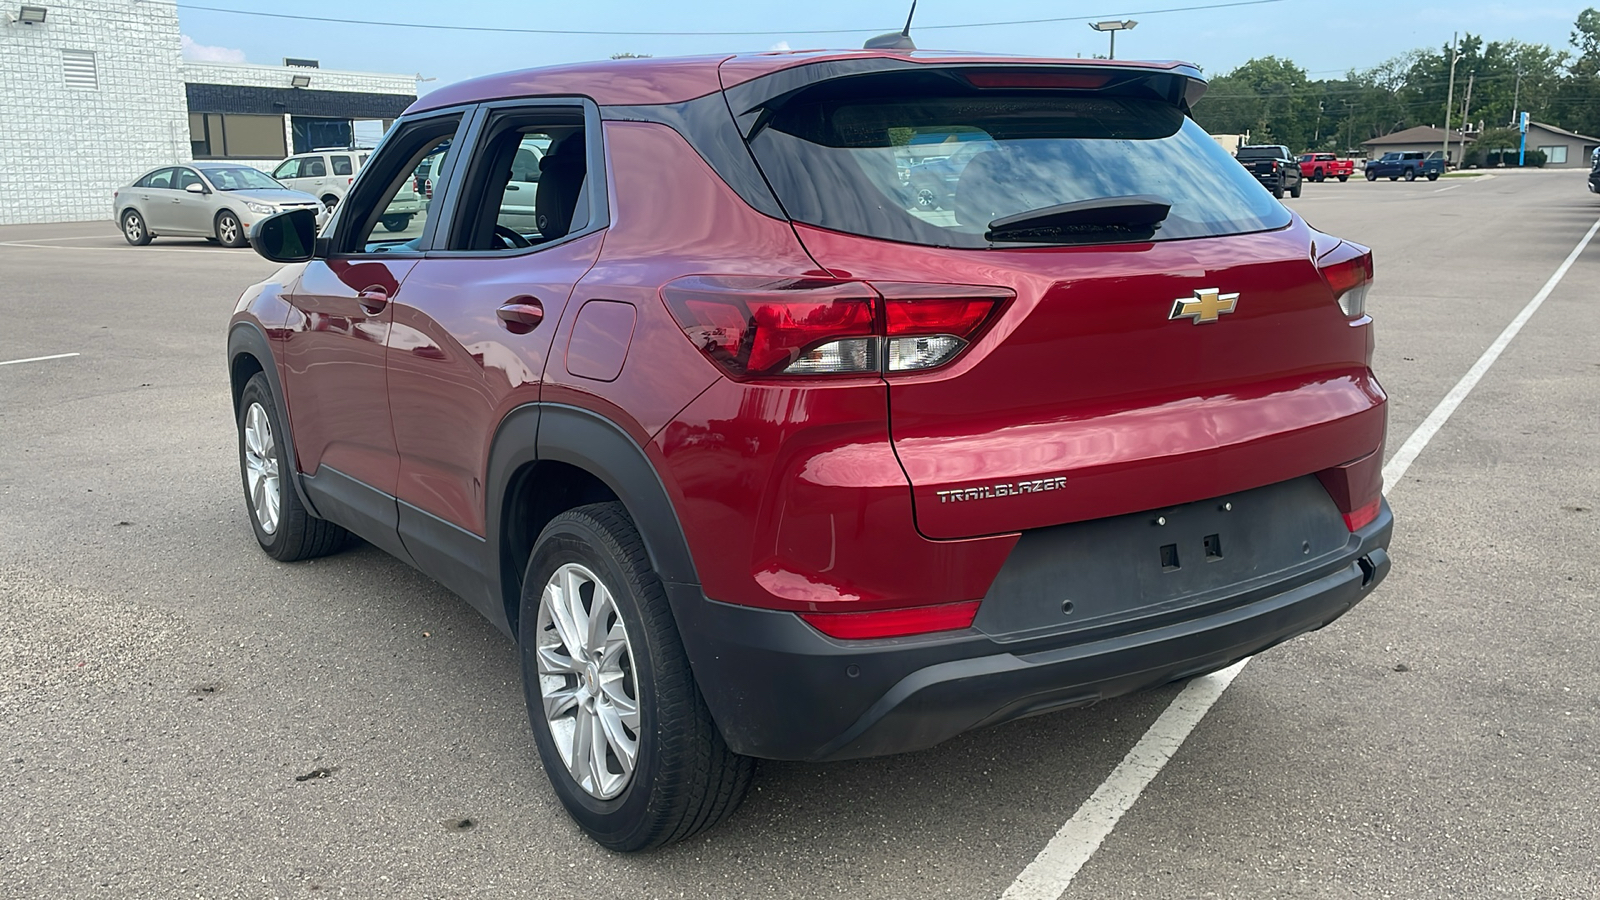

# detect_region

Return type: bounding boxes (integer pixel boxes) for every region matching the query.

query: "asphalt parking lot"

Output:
[3,169,1597,899]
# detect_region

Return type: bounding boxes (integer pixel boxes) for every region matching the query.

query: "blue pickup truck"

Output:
[1364,150,1447,182]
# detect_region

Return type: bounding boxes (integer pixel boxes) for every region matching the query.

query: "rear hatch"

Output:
[739,62,1384,539]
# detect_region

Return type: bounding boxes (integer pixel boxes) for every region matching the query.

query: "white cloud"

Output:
[769,40,792,52]
[181,35,246,64]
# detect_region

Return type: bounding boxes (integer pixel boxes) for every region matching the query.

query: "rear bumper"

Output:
[672,499,1391,762]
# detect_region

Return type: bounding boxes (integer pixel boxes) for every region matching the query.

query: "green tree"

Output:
[1194,57,1316,149]
[1553,8,1600,137]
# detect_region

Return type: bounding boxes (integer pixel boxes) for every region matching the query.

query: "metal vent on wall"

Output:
[63,50,98,90]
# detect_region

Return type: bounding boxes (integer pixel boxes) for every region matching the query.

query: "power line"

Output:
[175,0,1286,38]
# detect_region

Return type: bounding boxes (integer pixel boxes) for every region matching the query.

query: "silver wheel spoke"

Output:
[543,684,581,720]
[597,702,639,774]
[584,582,615,656]
[599,675,640,730]
[546,579,586,662]
[536,644,578,675]
[570,704,597,791]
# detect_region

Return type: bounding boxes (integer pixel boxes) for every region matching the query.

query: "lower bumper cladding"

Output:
[670,498,1392,762]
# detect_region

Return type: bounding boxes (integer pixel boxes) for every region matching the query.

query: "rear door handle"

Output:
[496,296,544,334]
[357,287,389,314]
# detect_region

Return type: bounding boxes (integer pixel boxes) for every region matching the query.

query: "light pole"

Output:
[1088,20,1137,60]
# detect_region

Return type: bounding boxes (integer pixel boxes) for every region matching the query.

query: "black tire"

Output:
[519,503,753,851]
[1338,174,1350,182]
[380,214,413,232]
[1290,178,1303,198]
[1404,169,1417,182]
[1389,175,1400,181]
[1271,181,1284,199]
[215,210,248,248]
[1426,172,1440,181]
[121,209,152,246]
[1366,169,1379,182]
[1313,168,1324,182]
[237,373,349,562]
[321,195,340,213]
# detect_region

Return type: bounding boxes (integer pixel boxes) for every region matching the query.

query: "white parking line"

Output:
[1434,184,1464,193]
[0,235,112,244]
[0,240,233,255]
[1000,214,1600,900]
[0,352,80,367]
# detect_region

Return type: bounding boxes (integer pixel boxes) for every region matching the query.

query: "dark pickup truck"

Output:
[1235,144,1302,199]
[1364,150,1446,182]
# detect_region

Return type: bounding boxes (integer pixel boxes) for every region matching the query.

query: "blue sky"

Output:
[175,1,1591,92]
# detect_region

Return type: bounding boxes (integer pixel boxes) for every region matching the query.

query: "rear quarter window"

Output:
[747,81,1289,248]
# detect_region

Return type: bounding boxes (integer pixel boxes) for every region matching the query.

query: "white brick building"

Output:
[0,0,189,225]
[0,0,415,225]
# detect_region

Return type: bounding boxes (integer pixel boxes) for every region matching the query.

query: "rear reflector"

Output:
[800,600,982,640]
[1318,243,1375,319]
[1342,498,1381,532]
[662,277,1010,380]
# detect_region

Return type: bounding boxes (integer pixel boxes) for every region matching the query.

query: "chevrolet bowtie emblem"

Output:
[1169,288,1240,325]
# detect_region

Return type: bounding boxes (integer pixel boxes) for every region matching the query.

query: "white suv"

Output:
[270,150,370,211]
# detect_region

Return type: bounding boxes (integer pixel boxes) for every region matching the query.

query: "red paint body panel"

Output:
[793,219,1387,539]
[652,377,1016,613]
[407,55,734,112]
[387,233,604,535]
[542,120,828,446]
[280,259,415,492]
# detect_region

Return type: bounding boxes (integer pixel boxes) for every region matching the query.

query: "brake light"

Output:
[964,71,1111,90]
[1342,498,1381,531]
[799,600,981,639]
[662,277,1009,380]
[1317,243,1375,318]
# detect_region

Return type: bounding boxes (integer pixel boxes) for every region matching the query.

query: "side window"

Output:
[273,158,301,179]
[144,168,175,190]
[305,157,327,177]
[331,155,353,176]
[174,168,203,191]
[449,108,589,252]
[337,115,461,253]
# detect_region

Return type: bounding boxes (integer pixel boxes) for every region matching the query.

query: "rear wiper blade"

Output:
[986,195,1171,242]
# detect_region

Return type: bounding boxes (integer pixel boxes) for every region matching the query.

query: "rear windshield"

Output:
[1235,147,1284,159]
[747,83,1289,248]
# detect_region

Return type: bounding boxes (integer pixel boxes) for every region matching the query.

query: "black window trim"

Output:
[322,105,475,260]
[422,96,610,260]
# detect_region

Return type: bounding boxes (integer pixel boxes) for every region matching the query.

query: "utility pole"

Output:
[1442,33,1460,164]
[1459,71,1475,163]
[1509,67,1523,127]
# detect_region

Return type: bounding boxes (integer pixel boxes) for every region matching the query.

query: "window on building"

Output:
[62,50,98,90]
[190,113,288,159]
[291,117,354,154]
[1538,145,1568,165]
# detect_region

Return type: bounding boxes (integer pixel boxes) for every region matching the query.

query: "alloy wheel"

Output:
[535,562,641,800]
[219,216,239,245]
[124,214,142,242]
[242,401,281,534]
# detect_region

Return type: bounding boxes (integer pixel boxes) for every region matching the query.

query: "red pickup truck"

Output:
[1299,153,1354,182]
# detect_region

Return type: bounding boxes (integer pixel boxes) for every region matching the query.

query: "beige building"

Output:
[1519,122,1600,169]
[1361,126,1469,163]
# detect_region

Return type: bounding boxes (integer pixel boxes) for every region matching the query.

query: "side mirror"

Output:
[185,182,207,194]
[251,208,319,263]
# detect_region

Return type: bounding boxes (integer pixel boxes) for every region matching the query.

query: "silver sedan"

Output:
[113,163,324,248]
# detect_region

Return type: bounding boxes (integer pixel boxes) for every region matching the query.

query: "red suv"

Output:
[229,51,1392,851]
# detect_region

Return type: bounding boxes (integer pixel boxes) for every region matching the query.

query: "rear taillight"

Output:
[800,600,981,639]
[1317,243,1374,319]
[662,276,1009,380]
[1342,498,1381,531]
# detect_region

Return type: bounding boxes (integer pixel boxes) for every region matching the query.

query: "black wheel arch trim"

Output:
[487,402,701,630]
[227,321,320,518]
